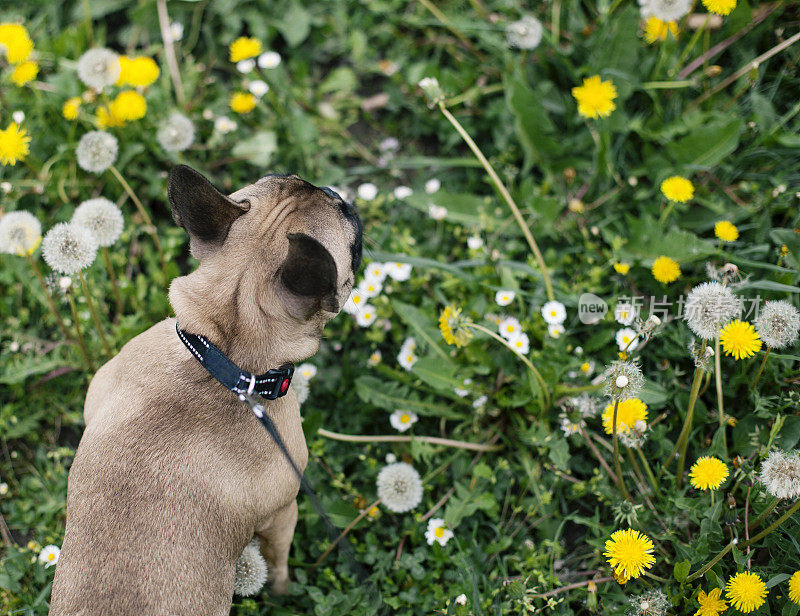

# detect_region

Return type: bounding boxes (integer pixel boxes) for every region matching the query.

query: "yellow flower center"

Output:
[434,527,444,538]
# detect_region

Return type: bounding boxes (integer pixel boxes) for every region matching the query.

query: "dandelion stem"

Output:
[78,272,113,357]
[156,0,185,107]
[611,399,632,501]
[626,447,650,493]
[636,445,659,492]
[714,337,727,453]
[316,428,501,452]
[466,322,550,408]
[741,499,800,548]
[686,541,736,583]
[66,290,96,371]
[748,498,779,531]
[102,247,125,321]
[436,103,555,301]
[108,165,166,273]
[674,363,706,488]
[25,253,74,347]
[750,347,771,391]
[311,497,381,569]
[578,426,622,493]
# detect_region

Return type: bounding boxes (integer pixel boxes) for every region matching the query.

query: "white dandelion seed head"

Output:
[627,589,669,616]
[292,373,310,404]
[233,540,268,596]
[394,185,413,200]
[357,183,378,201]
[0,210,41,256]
[12,110,24,124]
[72,198,123,247]
[755,300,800,349]
[601,360,644,400]
[637,0,692,22]
[42,223,98,275]
[157,113,195,152]
[376,462,423,512]
[688,339,714,369]
[619,420,649,449]
[77,47,121,90]
[568,393,598,417]
[758,450,800,500]
[684,282,742,339]
[616,375,629,388]
[76,131,118,174]
[506,15,543,49]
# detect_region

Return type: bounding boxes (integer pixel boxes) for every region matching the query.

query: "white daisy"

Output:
[472,394,488,409]
[390,410,418,432]
[357,183,378,201]
[398,347,419,371]
[367,350,382,366]
[258,51,282,69]
[548,324,565,339]
[297,363,317,380]
[616,327,639,351]
[498,316,522,340]
[358,278,382,298]
[425,518,453,546]
[214,116,237,134]
[355,304,378,327]
[425,178,441,194]
[495,290,516,306]
[12,110,24,124]
[394,186,413,199]
[38,545,60,568]
[376,462,423,512]
[509,333,530,354]
[428,204,447,220]
[386,261,412,282]
[248,79,269,98]
[541,301,567,325]
[614,302,638,326]
[364,262,388,284]
[169,22,184,42]
[467,235,484,250]
[343,288,366,314]
[236,59,255,73]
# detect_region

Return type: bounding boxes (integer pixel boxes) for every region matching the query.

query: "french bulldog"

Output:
[49,165,362,615]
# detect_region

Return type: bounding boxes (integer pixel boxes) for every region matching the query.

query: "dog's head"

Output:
[168,165,362,335]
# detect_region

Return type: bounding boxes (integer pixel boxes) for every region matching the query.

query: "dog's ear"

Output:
[278,233,339,318]
[168,165,249,256]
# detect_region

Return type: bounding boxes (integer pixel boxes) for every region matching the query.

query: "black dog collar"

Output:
[176,323,294,399]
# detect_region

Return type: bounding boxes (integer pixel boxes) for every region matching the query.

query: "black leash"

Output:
[176,324,378,600]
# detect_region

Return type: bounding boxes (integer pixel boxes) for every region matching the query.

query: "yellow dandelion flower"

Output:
[651,256,681,284]
[719,320,762,360]
[602,399,648,435]
[644,17,678,44]
[572,75,617,119]
[725,572,767,613]
[0,122,31,166]
[788,571,800,605]
[229,36,262,62]
[695,587,727,616]
[603,529,655,580]
[689,456,729,490]
[62,97,81,120]
[613,262,630,275]
[702,0,737,15]
[0,22,34,64]
[230,91,256,114]
[116,56,160,87]
[439,305,474,348]
[661,176,694,202]
[110,90,147,122]
[96,106,123,129]
[10,60,37,86]
[714,220,739,242]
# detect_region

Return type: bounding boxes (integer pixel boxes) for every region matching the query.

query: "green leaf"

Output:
[354,376,461,418]
[505,77,560,174]
[766,573,791,589]
[777,416,800,450]
[738,280,800,294]
[548,437,570,471]
[411,356,460,392]
[624,216,715,261]
[673,559,691,583]
[274,2,311,46]
[231,130,277,167]
[403,191,489,226]
[667,116,744,168]
[0,357,72,385]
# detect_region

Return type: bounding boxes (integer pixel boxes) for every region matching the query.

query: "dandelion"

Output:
[628,589,669,616]
[439,305,473,348]
[684,282,742,339]
[616,327,639,351]
[157,113,195,152]
[702,0,736,15]
[38,545,60,568]
[376,462,423,512]
[495,290,515,306]
[41,223,98,275]
[602,399,648,435]
[603,529,655,580]
[719,320,761,360]
[714,220,739,242]
[725,572,767,613]
[214,116,237,134]
[644,16,678,43]
[425,518,454,546]
[660,176,694,202]
[116,55,159,87]
[229,37,262,62]
[758,450,800,500]
[638,0,692,21]
[394,186,413,199]
[11,60,37,86]
[62,97,81,120]
[110,90,147,122]
[233,540,268,596]
[390,410,418,432]
[615,302,638,326]
[614,262,631,275]
[651,256,681,283]
[506,15,543,49]
[0,22,34,64]
[572,75,617,119]
[509,332,530,354]
[357,183,378,201]
[258,50,282,69]
[0,122,31,166]
[541,301,567,324]
[76,131,118,173]
[689,456,729,490]
[689,340,715,370]
[0,211,41,256]
[695,588,727,616]
[601,360,644,400]
[425,178,441,194]
[77,48,121,90]
[355,304,378,327]
[248,79,269,97]
[788,571,800,605]
[619,420,649,448]
[755,300,800,349]
[386,261,412,281]
[72,198,123,247]
[230,92,256,114]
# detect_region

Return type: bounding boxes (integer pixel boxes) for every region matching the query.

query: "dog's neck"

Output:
[169,265,324,374]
